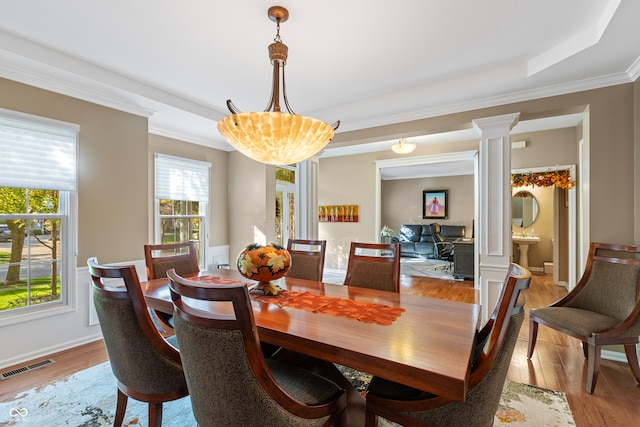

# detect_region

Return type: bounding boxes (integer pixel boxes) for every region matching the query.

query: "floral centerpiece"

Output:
[237,243,291,295]
[380,225,394,237]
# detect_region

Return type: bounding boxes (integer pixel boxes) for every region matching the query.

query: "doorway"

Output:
[275,167,297,246]
[511,165,576,287]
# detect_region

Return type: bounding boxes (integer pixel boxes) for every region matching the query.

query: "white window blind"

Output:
[155,153,211,202]
[0,109,78,191]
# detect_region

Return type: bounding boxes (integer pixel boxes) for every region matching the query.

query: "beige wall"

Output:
[318,139,480,269]
[227,152,276,262]
[331,84,636,247]
[320,125,582,272]
[382,175,475,235]
[318,153,379,270]
[0,78,149,265]
[511,127,578,169]
[510,127,579,273]
[0,77,151,367]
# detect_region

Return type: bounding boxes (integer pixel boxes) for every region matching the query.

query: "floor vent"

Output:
[1,358,55,380]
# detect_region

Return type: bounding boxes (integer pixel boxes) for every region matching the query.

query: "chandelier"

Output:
[391,138,416,154]
[217,6,339,165]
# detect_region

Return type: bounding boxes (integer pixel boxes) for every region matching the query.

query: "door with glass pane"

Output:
[275,167,297,246]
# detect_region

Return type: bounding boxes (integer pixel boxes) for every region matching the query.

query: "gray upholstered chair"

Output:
[87,257,188,427]
[144,241,199,280]
[144,241,200,331]
[344,242,400,292]
[167,269,347,426]
[286,239,326,282]
[364,263,531,427]
[528,242,640,393]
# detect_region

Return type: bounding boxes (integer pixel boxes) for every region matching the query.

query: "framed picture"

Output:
[423,190,448,219]
[318,205,359,222]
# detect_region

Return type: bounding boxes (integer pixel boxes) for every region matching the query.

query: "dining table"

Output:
[142,268,480,425]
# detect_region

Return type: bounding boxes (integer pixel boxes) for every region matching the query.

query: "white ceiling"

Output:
[0,1,638,155]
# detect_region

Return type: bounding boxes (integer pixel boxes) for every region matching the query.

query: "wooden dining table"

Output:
[143,268,480,422]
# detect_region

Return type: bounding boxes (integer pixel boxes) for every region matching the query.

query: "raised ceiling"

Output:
[0,1,637,152]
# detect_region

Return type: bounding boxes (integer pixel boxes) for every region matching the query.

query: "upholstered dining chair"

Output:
[144,241,199,280]
[286,239,327,282]
[144,241,199,331]
[87,257,188,427]
[528,242,640,393]
[364,263,531,427]
[166,269,347,426]
[343,242,400,292]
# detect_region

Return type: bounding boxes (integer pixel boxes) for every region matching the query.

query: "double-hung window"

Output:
[0,109,78,323]
[154,154,210,266]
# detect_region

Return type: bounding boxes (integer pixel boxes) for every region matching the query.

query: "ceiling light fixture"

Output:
[217,6,339,165]
[391,138,416,154]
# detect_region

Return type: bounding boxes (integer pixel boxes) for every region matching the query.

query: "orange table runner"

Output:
[185,276,404,325]
[190,275,244,285]
[250,289,405,325]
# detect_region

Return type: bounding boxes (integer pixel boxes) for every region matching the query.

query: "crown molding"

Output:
[149,125,232,151]
[338,71,634,134]
[627,56,640,82]
[0,62,155,118]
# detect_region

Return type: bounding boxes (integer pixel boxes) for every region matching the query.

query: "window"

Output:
[0,109,78,323]
[154,154,210,266]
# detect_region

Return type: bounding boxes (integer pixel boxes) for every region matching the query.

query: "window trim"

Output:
[0,109,78,326]
[153,154,211,268]
[0,190,77,327]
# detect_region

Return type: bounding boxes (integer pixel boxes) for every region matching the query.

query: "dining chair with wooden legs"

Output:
[528,242,640,393]
[286,239,327,282]
[344,242,401,293]
[144,241,199,332]
[88,257,188,427]
[364,263,531,427]
[167,269,347,426]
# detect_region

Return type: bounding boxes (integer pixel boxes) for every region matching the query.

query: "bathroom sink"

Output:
[512,236,540,245]
[512,236,540,268]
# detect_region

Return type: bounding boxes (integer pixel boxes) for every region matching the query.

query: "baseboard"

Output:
[0,335,103,371]
[527,266,544,275]
[602,347,640,364]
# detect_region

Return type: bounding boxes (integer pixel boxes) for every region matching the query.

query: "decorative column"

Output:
[473,113,520,322]
[298,157,320,239]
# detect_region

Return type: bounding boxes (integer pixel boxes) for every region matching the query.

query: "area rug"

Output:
[322,259,461,285]
[400,258,463,281]
[1,362,574,426]
[336,366,575,427]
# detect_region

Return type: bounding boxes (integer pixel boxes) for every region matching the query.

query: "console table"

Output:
[453,238,475,279]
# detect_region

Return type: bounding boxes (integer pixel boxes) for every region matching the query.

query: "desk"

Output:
[453,238,475,279]
[143,269,479,402]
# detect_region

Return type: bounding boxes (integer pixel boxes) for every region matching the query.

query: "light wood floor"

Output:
[2,273,639,426]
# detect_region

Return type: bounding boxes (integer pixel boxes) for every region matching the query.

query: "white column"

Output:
[298,157,320,239]
[473,113,520,322]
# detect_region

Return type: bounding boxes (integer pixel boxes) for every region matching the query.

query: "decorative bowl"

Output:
[237,243,291,295]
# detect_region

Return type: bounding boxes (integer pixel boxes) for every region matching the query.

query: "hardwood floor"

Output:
[2,273,639,426]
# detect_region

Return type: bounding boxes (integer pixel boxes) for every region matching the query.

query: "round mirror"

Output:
[512,190,539,228]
